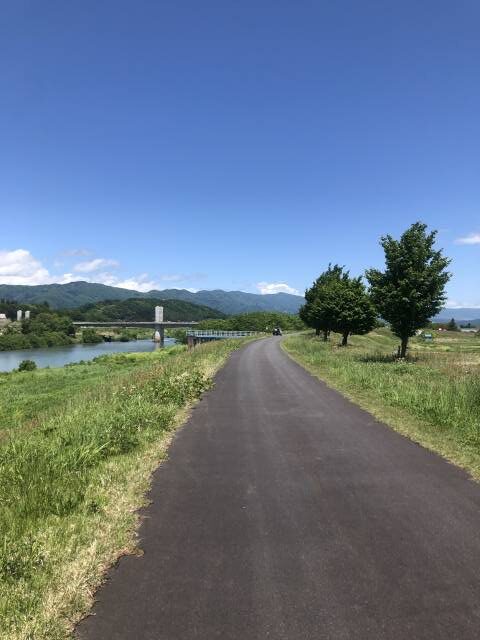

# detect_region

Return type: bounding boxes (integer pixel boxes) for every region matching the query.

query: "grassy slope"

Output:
[0,340,249,640]
[283,330,480,480]
[0,356,150,436]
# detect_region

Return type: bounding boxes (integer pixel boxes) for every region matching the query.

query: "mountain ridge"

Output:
[1,281,477,320]
[0,281,305,315]
[433,308,480,323]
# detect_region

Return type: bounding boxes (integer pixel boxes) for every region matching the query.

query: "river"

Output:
[0,338,177,372]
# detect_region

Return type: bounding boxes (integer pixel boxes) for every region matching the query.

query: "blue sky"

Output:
[1,1,479,305]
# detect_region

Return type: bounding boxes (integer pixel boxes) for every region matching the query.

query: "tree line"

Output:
[197,311,305,332]
[0,309,76,351]
[67,298,225,323]
[300,222,451,358]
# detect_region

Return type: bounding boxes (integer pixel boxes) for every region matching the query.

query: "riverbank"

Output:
[0,337,176,372]
[0,339,249,639]
[0,326,153,354]
[283,331,480,480]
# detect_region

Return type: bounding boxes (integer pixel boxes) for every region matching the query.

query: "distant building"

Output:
[0,313,9,327]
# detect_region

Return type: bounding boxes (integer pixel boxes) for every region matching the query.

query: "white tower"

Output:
[155,306,164,323]
[25,310,31,320]
[17,309,23,321]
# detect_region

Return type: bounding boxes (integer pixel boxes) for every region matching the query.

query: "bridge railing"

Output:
[186,330,258,338]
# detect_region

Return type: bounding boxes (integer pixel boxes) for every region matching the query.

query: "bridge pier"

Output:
[154,325,165,346]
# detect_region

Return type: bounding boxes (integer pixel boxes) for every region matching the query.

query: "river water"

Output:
[0,338,177,372]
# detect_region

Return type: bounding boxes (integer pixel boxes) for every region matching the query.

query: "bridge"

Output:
[186,329,258,348]
[73,306,199,346]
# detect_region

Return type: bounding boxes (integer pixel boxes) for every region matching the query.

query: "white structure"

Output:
[0,313,8,327]
[25,310,31,320]
[155,306,164,323]
[154,330,161,342]
[17,309,23,321]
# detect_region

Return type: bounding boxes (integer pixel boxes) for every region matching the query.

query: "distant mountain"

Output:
[67,298,225,322]
[0,281,305,315]
[151,288,304,314]
[433,308,480,324]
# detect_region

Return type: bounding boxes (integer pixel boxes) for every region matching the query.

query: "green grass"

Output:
[283,329,480,479]
[0,340,249,640]
[0,349,184,436]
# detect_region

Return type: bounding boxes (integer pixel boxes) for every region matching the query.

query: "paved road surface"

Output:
[76,337,480,639]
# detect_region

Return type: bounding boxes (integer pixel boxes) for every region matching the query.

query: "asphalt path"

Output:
[76,337,480,639]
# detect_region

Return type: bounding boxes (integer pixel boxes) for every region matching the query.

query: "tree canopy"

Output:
[300,265,344,340]
[67,298,225,323]
[197,311,304,332]
[300,265,376,345]
[366,222,451,357]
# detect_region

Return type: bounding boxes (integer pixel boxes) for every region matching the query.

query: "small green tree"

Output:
[82,328,103,344]
[447,318,458,331]
[18,359,37,372]
[327,276,377,346]
[366,222,451,358]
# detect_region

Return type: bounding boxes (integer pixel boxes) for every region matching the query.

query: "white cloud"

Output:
[455,233,480,245]
[445,299,480,309]
[113,275,158,292]
[144,272,206,284]
[157,274,186,283]
[74,258,120,273]
[0,248,204,293]
[61,248,92,257]
[0,249,76,286]
[93,272,192,292]
[58,273,76,283]
[0,249,50,285]
[256,281,300,295]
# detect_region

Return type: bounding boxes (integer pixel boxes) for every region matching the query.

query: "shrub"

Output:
[18,360,37,372]
[82,329,103,344]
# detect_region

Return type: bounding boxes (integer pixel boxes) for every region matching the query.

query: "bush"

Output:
[168,329,188,344]
[82,329,103,344]
[18,360,37,372]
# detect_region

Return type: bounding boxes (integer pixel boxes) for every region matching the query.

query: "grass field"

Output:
[283,329,480,479]
[0,340,248,640]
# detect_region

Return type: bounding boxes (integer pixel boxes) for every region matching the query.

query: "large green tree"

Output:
[366,222,451,358]
[300,265,344,340]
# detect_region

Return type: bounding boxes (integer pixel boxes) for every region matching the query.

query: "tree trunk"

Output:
[315,327,321,336]
[341,331,349,346]
[400,336,409,358]
[323,330,328,342]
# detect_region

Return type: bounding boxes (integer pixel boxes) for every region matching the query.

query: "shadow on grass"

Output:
[357,352,419,364]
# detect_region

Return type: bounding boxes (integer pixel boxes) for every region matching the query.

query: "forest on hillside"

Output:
[66,298,226,322]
